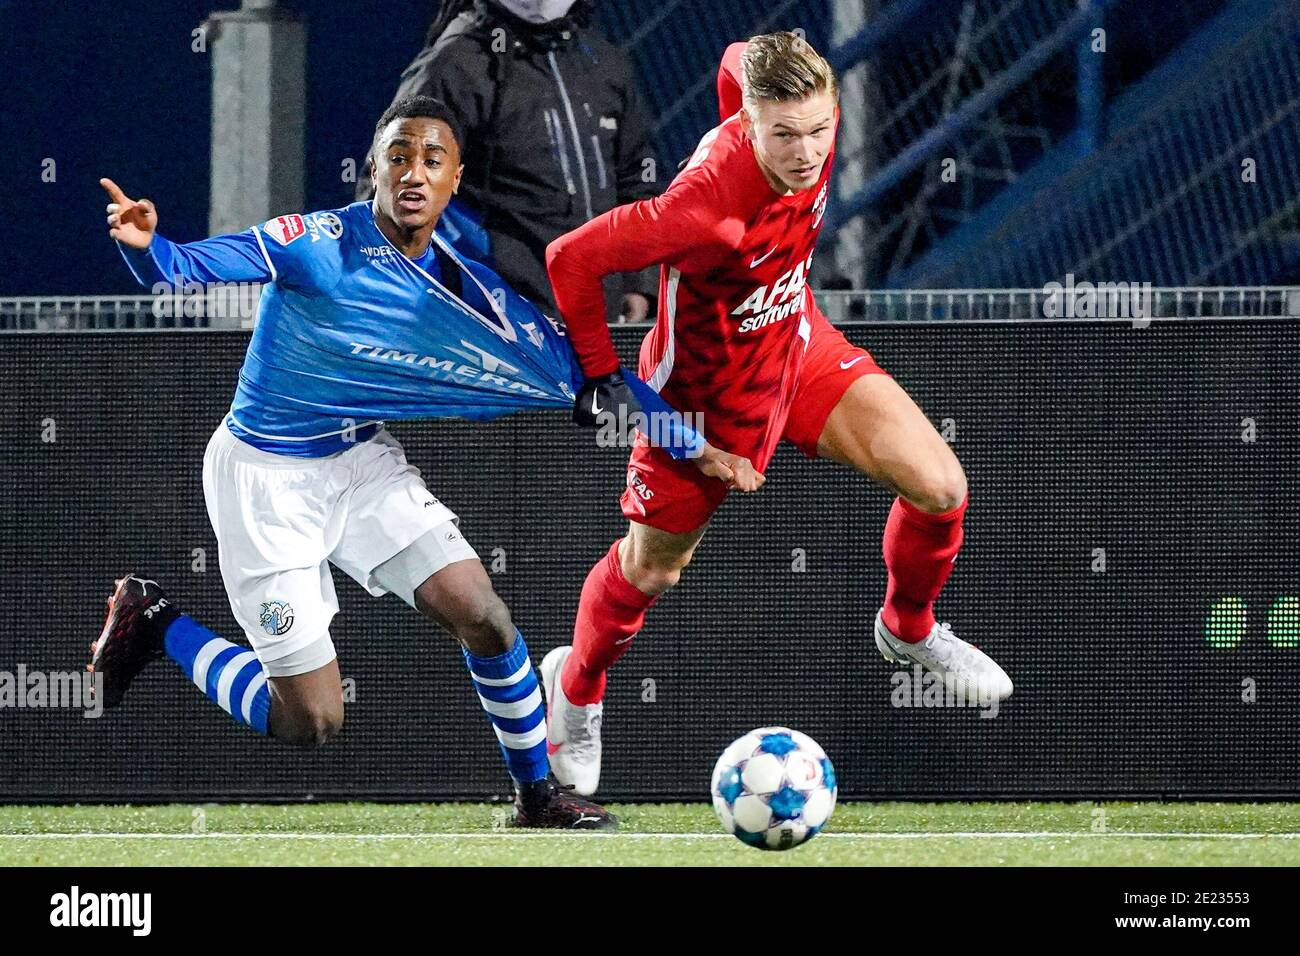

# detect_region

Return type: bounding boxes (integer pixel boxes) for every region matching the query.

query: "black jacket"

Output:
[363,1,660,314]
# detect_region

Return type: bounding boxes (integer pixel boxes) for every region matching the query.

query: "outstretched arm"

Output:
[548,167,762,491]
[102,177,274,287]
[546,173,722,378]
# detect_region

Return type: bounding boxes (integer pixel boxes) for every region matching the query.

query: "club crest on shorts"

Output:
[259,600,295,636]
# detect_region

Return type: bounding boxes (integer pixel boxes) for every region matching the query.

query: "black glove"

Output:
[573,369,643,437]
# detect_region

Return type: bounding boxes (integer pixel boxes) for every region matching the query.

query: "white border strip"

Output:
[4,831,1300,840]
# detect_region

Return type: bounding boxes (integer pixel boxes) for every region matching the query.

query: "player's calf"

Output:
[408,555,617,826]
[413,560,514,655]
[562,524,705,707]
[269,706,343,747]
[547,525,706,794]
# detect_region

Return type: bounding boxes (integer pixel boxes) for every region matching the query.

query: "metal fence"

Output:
[600,0,831,165]
[3,287,1297,332]
[0,292,262,332]
[891,0,1300,288]
[817,286,1300,323]
[601,0,1298,289]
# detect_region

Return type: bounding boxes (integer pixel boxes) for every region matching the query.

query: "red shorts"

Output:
[620,317,888,533]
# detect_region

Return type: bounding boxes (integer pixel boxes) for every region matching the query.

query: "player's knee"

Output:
[645,565,684,594]
[303,711,343,748]
[620,528,699,596]
[276,703,344,748]
[625,554,689,596]
[450,588,514,655]
[911,464,968,514]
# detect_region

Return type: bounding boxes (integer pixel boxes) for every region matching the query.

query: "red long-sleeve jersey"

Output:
[546,42,835,462]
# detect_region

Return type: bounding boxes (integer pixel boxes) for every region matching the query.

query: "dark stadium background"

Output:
[2,0,443,296]
[3,321,1298,801]
[2,0,727,297]
[13,0,1293,297]
[2,0,1298,802]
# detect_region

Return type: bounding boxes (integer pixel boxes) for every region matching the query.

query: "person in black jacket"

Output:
[361,0,660,321]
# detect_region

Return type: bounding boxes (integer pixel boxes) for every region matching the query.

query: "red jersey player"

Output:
[542,33,1013,795]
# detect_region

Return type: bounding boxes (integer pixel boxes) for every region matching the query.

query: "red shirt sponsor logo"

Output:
[264,214,306,246]
[731,253,814,333]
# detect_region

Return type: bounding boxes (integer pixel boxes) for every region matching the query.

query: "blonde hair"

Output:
[740,31,839,110]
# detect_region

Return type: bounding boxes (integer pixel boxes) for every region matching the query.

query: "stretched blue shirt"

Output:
[117,201,700,458]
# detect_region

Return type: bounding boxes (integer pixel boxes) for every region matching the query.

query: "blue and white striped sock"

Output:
[463,631,549,785]
[163,616,271,734]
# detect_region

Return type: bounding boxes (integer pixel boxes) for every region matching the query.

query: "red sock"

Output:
[561,539,657,705]
[881,494,967,643]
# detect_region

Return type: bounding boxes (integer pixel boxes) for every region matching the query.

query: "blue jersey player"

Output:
[88,95,666,829]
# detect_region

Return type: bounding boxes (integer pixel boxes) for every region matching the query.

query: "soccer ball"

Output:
[710,727,837,850]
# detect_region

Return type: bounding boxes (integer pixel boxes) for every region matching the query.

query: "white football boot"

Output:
[539,645,603,796]
[874,610,1014,702]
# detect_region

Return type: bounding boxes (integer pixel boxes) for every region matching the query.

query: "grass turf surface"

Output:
[2,802,1299,866]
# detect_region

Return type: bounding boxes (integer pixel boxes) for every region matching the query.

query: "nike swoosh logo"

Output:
[613,635,635,645]
[591,392,604,416]
[840,356,868,370]
[749,246,778,268]
[574,815,602,826]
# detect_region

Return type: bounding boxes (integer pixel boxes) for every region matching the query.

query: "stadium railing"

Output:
[817,287,1300,323]
[2,287,1297,331]
[0,291,261,331]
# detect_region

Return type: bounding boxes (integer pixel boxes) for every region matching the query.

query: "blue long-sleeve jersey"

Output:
[118,201,700,458]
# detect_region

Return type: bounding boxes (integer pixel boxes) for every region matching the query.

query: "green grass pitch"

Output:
[3,802,1299,866]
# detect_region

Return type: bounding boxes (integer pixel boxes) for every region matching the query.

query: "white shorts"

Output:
[202,422,479,676]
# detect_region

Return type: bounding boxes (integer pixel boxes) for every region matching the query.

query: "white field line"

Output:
[2,831,1300,840]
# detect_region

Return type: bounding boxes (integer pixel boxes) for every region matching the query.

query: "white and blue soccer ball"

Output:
[710,727,837,850]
